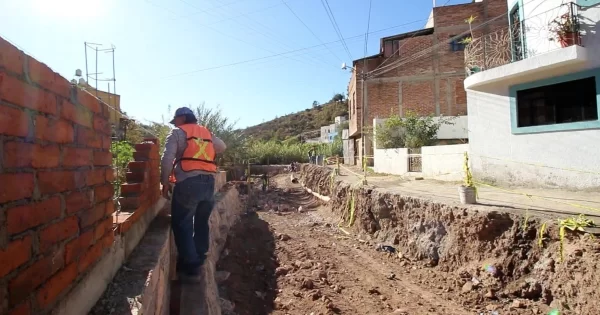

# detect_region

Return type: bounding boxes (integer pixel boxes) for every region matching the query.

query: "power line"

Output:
[149,0,334,71]
[281,0,343,62]
[187,0,336,69]
[363,0,373,60]
[151,18,432,80]
[369,9,511,77]
[320,0,353,61]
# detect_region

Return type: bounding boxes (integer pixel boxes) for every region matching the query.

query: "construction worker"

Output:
[261,173,268,192]
[161,107,227,282]
[308,147,316,164]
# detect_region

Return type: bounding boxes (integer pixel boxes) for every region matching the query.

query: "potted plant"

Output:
[458,152,477,204]
[549,13,580,47]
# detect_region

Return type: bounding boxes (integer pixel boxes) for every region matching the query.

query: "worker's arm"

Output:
[160,129,180,187]
[212,134,227,154]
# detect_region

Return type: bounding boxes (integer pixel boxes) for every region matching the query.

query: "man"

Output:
[308,147,315,164]
[160,107,227,281]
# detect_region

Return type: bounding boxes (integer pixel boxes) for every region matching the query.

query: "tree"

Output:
[312,101,320,108]
[332,93,345,103]
[375,111,455,149]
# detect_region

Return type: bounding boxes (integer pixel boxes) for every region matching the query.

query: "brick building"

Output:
[347,0,508,165]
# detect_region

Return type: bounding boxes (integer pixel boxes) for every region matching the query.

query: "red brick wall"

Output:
[347,0,508,135]
[0,37,115,314]
[117,139,161,234]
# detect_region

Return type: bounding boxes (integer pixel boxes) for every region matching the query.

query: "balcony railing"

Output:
[465,2,581,76]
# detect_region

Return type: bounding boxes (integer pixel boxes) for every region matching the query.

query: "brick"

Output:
[35,115,74,143]
[6,197,62,235]
[9,250,64,306]
[75,126,102,148]
[38,170,85,194]
[134,143,155,152]
[94,217,113,241]
[0,38,25,75]
[39,216,79,250]
[62,147,92,167]
[77,242,102,273]
[3,142,60,168]
[79,203,106,228]
[0,173,34,203]
[8,302,31,315]
[0,75,57,115]
[86,169,105,186]
[105,168,116,182]
[0,236,32,278]
[93,114,110,135]
[60,100,93,128]
[118,196,140,210]
[36,263,77,310]
[64,231,93,264]
[94,184,114,203]
[127,161,148,173]
[27,57,55,89]
[105,200,115,216]
[101,135,111,150]
[125,171,146,183]
[93,150,112,166]
[76,90,101,113]
[49,76,72,99]
[121,183,142,196]
[100,231,114,249]
[0,105,29,137]
[133,150,151,161]
[65,191,92,215]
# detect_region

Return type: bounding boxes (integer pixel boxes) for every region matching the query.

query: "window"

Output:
[383,40,400,57]
[449,35,469,51]
[516,77,598,128]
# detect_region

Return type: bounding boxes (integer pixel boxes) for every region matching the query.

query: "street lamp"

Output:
[342,62,368,185]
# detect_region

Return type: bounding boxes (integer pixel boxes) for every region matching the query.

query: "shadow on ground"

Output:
[217,211,277,315]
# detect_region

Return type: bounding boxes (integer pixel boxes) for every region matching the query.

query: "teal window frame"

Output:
[509,68,600,134]
[508,0,526,61]
[577,0,600,7]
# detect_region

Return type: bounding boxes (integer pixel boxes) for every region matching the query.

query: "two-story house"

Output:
[464,0,600,189]
[347,0,507,166]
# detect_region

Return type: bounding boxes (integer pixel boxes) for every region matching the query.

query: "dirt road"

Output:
[216,175,541,315]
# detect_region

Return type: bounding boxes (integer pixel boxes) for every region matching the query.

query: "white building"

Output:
[320,116,348,143]
[464,0,600,189]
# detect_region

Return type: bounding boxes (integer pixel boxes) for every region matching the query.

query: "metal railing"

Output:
[465,2,581,75]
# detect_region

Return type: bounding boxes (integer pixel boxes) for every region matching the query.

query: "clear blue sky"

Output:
[1,0,469,128]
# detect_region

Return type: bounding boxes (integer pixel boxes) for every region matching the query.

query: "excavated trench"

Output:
[213,165,600,315]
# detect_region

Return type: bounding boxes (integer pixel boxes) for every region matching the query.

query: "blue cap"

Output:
[170,107,195,124]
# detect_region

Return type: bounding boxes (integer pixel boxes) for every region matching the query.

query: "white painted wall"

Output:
[467,88,600,189]
[374,144,468,181]
[374,148,409,175]
[422,144,468,181]
[462,2,600,189]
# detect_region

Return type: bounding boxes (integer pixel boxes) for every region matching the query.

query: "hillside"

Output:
[243,98,348,141]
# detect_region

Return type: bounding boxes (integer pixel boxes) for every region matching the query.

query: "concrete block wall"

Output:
[117,138,161,234]
[0,37,116,314]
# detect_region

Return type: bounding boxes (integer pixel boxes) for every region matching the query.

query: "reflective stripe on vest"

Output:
[169,124,217,183]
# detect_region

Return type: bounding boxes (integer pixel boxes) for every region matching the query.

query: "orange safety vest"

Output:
[169,124,217,183]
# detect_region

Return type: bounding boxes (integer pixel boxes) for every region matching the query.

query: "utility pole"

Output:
[361,71,368,185]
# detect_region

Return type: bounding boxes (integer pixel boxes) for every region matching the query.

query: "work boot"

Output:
[177,267,203,283]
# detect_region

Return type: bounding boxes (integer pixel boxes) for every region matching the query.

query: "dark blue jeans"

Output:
[171,174,215,275]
